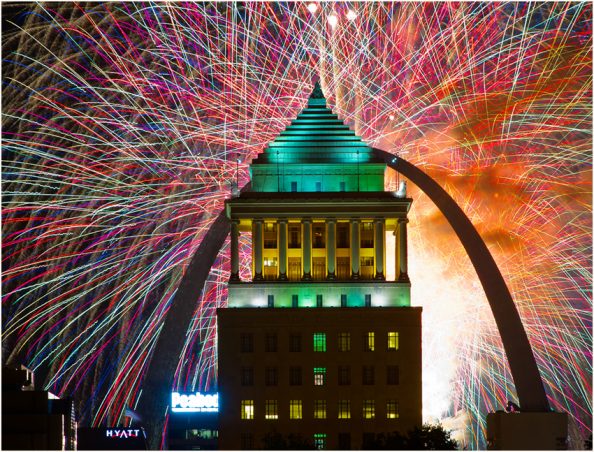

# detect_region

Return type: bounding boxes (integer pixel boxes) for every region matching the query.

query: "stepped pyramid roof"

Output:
[251,81,384,166]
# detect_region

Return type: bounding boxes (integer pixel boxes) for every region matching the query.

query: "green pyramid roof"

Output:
[252,82,383,166]
[250,82,386,192]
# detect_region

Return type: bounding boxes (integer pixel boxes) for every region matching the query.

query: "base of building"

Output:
[486,411,568,450]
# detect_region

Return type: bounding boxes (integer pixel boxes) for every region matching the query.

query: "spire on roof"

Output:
[308,80,327,107]
[310,81,324,99]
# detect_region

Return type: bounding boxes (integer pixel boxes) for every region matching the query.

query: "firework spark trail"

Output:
[2,2,591,448]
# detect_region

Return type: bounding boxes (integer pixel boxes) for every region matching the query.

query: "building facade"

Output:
[218,82,422,449]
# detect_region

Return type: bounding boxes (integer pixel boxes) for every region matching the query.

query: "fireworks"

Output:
[2,2,591,448]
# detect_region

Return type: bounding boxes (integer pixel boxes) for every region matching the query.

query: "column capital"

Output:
[278,218,287,224]
[397,218,409,224]
[302,217,312,224]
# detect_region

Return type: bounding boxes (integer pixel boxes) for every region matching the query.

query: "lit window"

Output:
[314,367,326,386]
[289,400,302,419]
[363,400,375,419]
[314,433,327,450]
[338,333,351,352]
[241,400,254,420]
[388,332,399,350]
[265,400,278,420]
[386,400,399,419]
[313,333,326,352]
[314,400,327,419]
[364,332,375,351]
[338,400,351,419]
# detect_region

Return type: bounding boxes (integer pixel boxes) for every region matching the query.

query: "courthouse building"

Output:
[218,82,422,449]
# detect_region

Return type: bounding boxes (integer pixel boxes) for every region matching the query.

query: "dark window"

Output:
[315,181,322,192]
[340,294,347,307]
[365,294,371,307]
[267,294,274,308]
[387,365,400,385]
[240,333,253,353]
[338,433,351,449]
[362,366,375,385]
[288,224,301,248]
[337,223,349,248]
[339,181,346,192]
[362,433,376,449]
[291,181,298,192]
[313,223,325,248]
[338,333,351,352]
[289,333,302,352]
[241,367,254,386]
[338,366,351,385]
[363,332,375,352]
[265,367,278,386]
[316,294,323,307]
[265,333,278,352]
[241,433,254,450]
[292,294,299,308]
[289,366,302,385]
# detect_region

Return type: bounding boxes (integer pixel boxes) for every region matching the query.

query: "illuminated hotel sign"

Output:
[105,428,143,439]
[171,392,219,413]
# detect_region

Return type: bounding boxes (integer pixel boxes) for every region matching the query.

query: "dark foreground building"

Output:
[217,83,422,449]
[2,365,76,450]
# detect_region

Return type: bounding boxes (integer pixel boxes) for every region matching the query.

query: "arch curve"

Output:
[375,148,549,413]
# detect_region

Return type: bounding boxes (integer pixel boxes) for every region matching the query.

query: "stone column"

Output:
[398,218,409,281]
[302,218,312,280]
[394,228,400,281]
[374,218,385,280]
[253,219,264,281]
[351,218,360,279]
[278,219,288,281]
[326,218,336,280]
[230,220,240,281]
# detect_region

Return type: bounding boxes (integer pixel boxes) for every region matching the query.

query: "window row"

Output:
[240,331,399,353]
[240,365,400,386]
[261,220,377,249]
[241,432,355,450]
[240,399,400,421]
[261,293,375,307]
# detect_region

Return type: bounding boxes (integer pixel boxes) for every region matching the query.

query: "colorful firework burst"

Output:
[2,2,591,448]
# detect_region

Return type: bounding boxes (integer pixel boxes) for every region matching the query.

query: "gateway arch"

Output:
[136,152,549,448]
